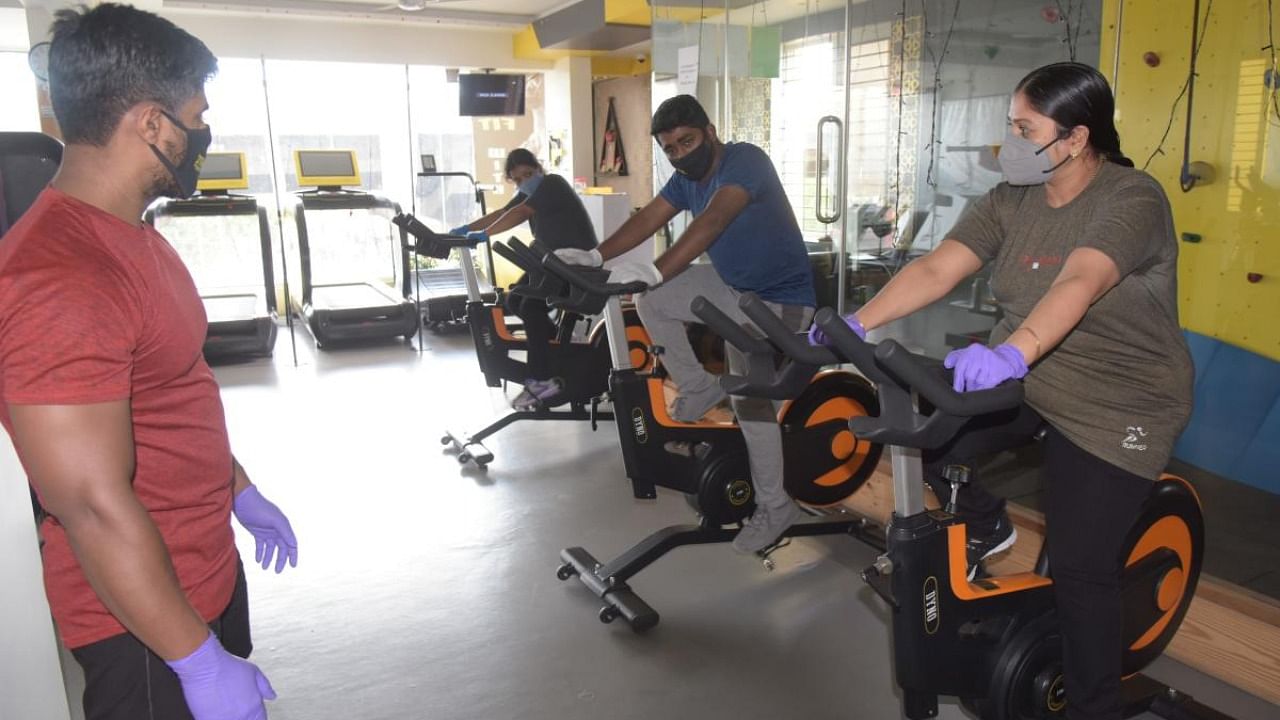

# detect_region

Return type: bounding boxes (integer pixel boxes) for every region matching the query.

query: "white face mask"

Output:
[997,130,1072,185]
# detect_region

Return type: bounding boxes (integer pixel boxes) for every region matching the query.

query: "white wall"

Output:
[157,10,551,71]
[0,7,28,51]
[0,437,72,720]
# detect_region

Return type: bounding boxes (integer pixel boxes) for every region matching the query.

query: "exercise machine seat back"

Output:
[0,132,63,239]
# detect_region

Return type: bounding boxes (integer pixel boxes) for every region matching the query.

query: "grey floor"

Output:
[58,323,1279,720]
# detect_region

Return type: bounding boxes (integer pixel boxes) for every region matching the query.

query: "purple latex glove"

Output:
[465,230,488,243]
[167,632,276,720]
[943,343,1028,392]
[808,314,866,346]
[233,486,297,573]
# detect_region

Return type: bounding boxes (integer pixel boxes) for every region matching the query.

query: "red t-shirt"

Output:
[0,187,238,649]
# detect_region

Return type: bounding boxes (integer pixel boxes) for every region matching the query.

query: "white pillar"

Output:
[0,434,72,720]
[546,56,596,185]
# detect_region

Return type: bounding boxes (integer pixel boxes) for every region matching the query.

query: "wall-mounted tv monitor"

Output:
[458,73,526,116]
[196,152,249,192]
[293,149,362,188]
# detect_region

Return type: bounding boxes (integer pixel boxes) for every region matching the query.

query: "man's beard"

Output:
[146,136,185,199]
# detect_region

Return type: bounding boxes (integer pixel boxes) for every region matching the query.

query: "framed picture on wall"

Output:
[420,154,437,173]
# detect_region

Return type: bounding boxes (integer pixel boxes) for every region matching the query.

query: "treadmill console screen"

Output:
[295,150,362,188]
[196,152,249,191]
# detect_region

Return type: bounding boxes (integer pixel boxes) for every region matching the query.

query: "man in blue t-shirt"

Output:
[554,95,815,553]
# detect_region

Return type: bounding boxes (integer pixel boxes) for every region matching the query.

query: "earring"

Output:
[1071,150,1080,159]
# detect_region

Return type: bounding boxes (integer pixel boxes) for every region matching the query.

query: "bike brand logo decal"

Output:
[727,480,752,506]
[1047,675,1066,712]
[922,576,940,635]
[631,408,648,444]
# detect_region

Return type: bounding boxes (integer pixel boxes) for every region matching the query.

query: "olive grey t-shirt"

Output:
[948,161,1193,479]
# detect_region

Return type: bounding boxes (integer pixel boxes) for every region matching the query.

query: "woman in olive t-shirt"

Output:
[452,149,598,410]
[841,63,1193,720]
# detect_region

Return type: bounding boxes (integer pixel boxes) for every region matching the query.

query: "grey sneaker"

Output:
[732,501,804,554]
[670,383,728,423]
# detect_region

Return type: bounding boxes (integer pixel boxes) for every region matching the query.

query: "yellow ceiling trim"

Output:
[591,54,652,77]
[604,0,652,26]
[605,1,727,27]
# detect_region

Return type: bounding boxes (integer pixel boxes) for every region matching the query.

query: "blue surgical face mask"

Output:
[997,130,1071,186]
[517,171,544,198]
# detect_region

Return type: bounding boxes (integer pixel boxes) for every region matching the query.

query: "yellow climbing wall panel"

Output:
[1101,0,1280,359]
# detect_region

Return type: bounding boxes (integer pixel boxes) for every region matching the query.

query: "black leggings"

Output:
[72,560,252,720]
[927,403,1153,720]
[505,277,557,381]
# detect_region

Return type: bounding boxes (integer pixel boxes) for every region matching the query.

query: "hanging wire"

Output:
[1142,0,1214,172]
[889,0,907,270]
[1266,0,1280,125]
[1055,1,1075,61]
[697,0,706,77]
[924,0,961,189]
[1072,0,1086,57]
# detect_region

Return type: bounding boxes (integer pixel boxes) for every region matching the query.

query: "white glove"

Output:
[553,248,603,267]
[606,261,664,288]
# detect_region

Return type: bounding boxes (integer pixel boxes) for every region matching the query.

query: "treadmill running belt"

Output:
[202,293,262,323]
[311,283,400,311]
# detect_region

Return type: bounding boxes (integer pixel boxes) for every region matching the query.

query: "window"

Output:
[263,60,414,205]
[407,65,477,231]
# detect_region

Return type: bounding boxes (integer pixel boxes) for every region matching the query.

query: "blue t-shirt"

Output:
[659,142,815,307]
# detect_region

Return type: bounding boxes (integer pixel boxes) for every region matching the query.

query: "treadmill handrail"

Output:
[148,195,260,218]
[296,190,398,213]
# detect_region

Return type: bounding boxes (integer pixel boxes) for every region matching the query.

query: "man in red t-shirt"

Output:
[0,6,296,720]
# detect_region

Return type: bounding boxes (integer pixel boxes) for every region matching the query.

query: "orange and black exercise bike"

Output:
[538,253,884,633]
[394,215,646,469]
[754,304,1230,720]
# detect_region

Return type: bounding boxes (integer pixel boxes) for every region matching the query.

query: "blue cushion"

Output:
[1233,401,1280,494]
[1175,332,1280,493]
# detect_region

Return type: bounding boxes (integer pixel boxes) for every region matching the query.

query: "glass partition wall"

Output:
[652,0,1100,358]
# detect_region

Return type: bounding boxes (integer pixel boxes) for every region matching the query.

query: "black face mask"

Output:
[149,110,212,199]
[672,137,715,181]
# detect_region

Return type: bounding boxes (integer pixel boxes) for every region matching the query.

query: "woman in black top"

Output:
[452,148,598,410]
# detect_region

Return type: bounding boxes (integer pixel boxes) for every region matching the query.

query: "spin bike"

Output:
[394,214,648,469]
[538,253,884,633]
[758,306,1228,720]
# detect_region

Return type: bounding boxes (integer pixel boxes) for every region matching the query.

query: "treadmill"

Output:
[289,149,418,347]
[413,170,496,328]
[146,152,277,359]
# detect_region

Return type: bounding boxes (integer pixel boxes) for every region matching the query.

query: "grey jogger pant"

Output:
[635,263,813,510]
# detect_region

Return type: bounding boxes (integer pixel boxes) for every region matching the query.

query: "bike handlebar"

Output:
[540,252,651,298]
[688,296,816,400]
[392,213,486,260]
[719,300,1024,449]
